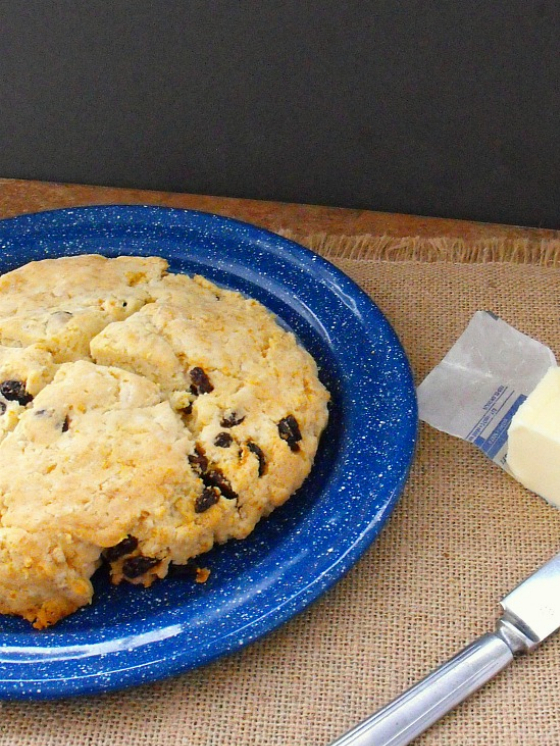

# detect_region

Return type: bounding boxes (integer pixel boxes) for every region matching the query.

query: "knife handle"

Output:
[328,632,514,746]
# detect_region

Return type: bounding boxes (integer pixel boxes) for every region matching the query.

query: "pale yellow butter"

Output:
[507,366,560,507]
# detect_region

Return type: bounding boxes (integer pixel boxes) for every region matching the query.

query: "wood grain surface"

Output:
[1,178,558,243]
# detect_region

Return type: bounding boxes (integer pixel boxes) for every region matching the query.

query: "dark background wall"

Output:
[0,1,558,228]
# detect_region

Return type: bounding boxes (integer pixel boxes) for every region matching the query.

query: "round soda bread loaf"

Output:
[0,255,329,628]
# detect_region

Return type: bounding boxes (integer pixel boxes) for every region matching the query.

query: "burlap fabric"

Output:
[2,234,560,746]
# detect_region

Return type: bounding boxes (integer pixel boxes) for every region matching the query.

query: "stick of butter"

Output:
[507,366,560,507]
[418,312,560,506]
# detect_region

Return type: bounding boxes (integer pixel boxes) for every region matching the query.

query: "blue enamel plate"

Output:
[0,206,417,699]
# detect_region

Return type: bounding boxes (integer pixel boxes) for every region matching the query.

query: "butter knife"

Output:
[329,551,560,746]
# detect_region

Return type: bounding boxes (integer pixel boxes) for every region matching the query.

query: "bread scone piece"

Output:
[0,361,204,628]
[91,273,330,540]
[0,255,167,361]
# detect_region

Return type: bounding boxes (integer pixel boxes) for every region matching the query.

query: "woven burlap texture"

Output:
[3,236,560,746]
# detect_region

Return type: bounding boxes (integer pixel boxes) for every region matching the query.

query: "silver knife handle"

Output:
[329,633,514,746]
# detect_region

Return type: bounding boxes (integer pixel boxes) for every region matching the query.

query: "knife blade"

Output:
[329,550,560,746]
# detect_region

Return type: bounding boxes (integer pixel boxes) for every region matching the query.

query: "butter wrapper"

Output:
[417,311,556,469]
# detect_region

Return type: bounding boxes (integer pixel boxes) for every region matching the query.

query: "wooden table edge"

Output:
[0,178,557,243]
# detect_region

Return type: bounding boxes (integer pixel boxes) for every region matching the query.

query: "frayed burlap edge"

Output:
[279,231,560,264]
